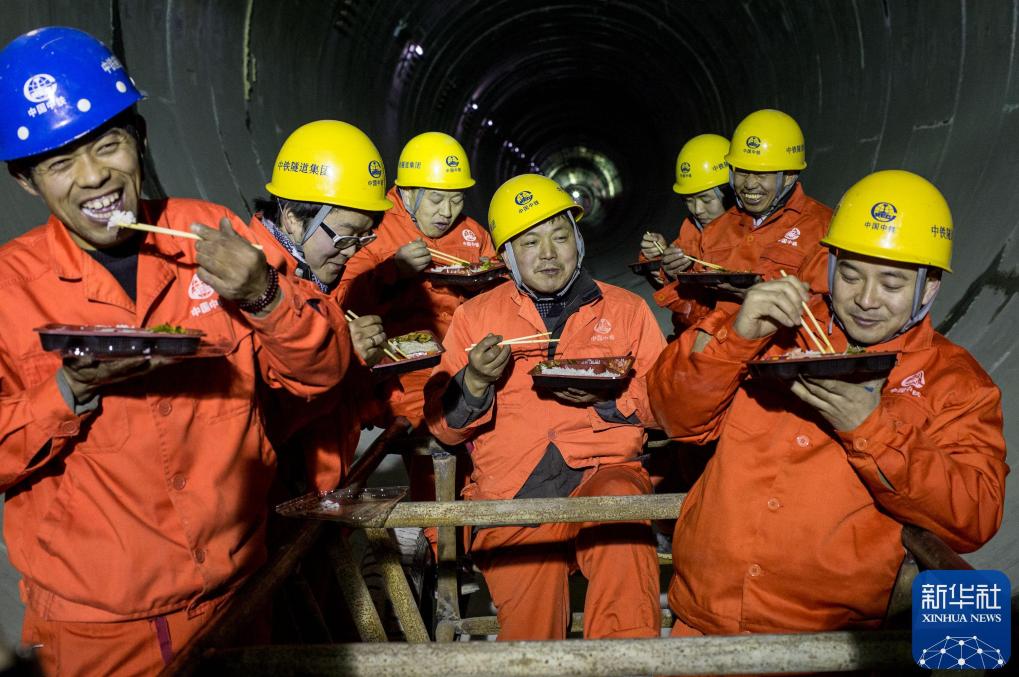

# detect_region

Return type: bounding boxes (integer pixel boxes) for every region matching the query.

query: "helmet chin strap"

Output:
[690,187,728,231]
[300,203,333,246]
[729,169,796,223]
[825,250,938,339]
[504,211,585,299]
[401,188,426,224]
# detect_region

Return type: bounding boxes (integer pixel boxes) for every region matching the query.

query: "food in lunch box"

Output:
[149,323,190,334]
[390,331,442,357]
[427,260,499,275]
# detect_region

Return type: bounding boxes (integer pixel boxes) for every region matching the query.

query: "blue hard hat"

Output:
[0,27,143,162]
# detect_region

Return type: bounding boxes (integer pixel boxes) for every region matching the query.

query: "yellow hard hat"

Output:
[489,174,584,250]
[394,132,475,190]
[823,170,953,272]
[673,134,731,195]
[725,109,807,172]
[266,120,393,212]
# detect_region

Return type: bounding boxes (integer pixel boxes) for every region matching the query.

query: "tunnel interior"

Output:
[1,0,1018,638]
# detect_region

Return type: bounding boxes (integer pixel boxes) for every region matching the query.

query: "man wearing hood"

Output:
[425,174,666,640]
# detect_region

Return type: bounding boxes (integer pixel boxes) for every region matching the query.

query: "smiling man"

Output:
[424,174,666,640]
[648,170,1008,636]
[0,28,345,673]
[653,109,832,326]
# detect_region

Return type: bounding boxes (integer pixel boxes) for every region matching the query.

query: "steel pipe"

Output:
[201,630,915,676]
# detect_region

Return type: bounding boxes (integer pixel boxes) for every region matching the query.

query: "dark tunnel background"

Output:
[1,0,1018,638]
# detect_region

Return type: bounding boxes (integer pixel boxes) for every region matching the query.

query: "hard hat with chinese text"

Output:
[0,27,143,161]
[823,170,953,272]
[266,120,393,212]
[394,132,476,190]
[725,109,807,173]
[488,174,584,250]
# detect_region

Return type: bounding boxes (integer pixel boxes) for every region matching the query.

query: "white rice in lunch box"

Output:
[538,365,616,378]
[392,337,440,356]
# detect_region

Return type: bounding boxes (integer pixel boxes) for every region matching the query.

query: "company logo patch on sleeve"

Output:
[913,570,1010,670]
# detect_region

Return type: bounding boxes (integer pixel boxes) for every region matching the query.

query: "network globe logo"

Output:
[746,135,762,149]
[368,160,383,178]
[917,636,1006,669]
[871,202,898,222]
[514,190,533,206]
[913,570,1010,671]
[445,155,460,167]
[23,74,57,103]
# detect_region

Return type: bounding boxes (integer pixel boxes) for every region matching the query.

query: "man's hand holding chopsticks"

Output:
[395,238,433,277]
[464,333,511,398]
[661,245,694,277]
[191,218,278,311]
[640,232,668,260]
[348,313,387,366]
[733,276,810,340]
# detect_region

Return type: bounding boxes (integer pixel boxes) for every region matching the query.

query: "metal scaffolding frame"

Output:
[161,434,970,676]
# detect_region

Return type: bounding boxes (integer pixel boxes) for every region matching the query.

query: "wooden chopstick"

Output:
[426,247,471,266]
[464,337,560,351]
[113,221,263,250]
[388,341,410,359]
[645,231,667,257]
[779,270,835,354]
[344,309,401,361]
[684,254,724,270]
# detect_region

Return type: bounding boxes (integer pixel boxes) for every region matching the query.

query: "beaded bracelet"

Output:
[238,266,279,314]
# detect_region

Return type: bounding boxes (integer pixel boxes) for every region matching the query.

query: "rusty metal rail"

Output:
[201,630,916,676]
[373,493,685,528]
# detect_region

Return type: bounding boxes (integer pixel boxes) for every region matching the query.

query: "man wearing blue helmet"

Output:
[0,27,346,673]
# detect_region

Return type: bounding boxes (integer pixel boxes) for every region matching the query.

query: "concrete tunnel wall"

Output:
[1,0,1017,642]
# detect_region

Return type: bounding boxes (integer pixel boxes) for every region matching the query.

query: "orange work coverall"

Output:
[648,301,1008,635]
[337,186,498,428]
[653,183,833,330]
[425,278,666,640]
[0,198,345,674]
[250,214,387,493]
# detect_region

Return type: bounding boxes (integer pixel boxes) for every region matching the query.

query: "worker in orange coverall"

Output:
[638,133,734,337]
[0,29,346,674]
[652,109,833,329]
[649,170,1007,636]
[250,120,396,492]
[425,173,666,640]
[338,131,498,428]
[338,132,498,529]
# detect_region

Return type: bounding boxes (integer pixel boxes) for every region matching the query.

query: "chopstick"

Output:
[645,231,667,257]
[684,254,724,270]
[344,309,401,362]
[779,270,836,354]
[113,221,263,250]
[426,247,471,266]
[464,336,559,351]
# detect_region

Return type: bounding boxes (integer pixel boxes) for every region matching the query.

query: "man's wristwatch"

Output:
[238,266,280,314]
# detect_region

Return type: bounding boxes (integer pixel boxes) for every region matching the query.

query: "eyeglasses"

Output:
[319,222,378,251]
